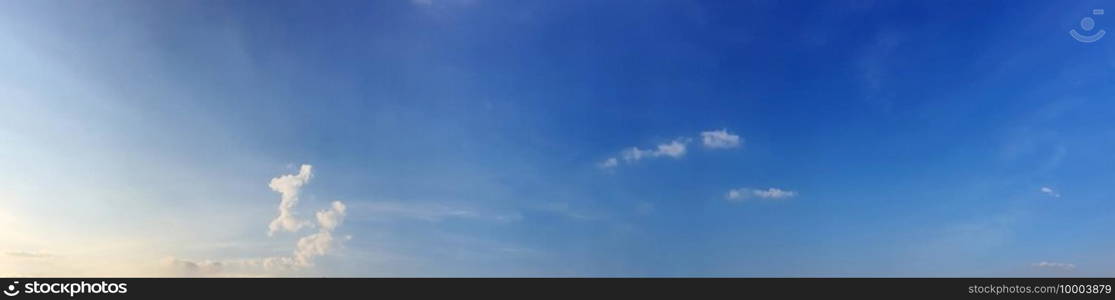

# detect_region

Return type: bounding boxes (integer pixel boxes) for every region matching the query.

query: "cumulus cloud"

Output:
[601,139,689,168]
[167,164,349,276]
[654,140,688,158]
[167,207,348,275]
[600,129,745,169]
[726,187,798,201]
[293,234,344,267]
[271,200,350,269]
[700,129,742,149]
[1040,187,1060,198]
[316,201,347,231]
[1033,261,1076,271]
[622,140,688,162]
[268,164,314,236]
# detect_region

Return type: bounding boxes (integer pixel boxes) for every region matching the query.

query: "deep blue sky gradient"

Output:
[3,0,1115,276]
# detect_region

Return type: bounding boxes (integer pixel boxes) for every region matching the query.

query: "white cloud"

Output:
[755,188,796,198]
[263,197,349,270]
[600,128,744,169]
[268,164,313,236]
[600,138,690,169]
[316,201,347,231]
[291,231,338,267]
[726,189,746,200]
[167,164,349,276]
[616,139,689,163]
[655,140,687,158]
[167,203,349,275]
[700,129,742,149]
[599,157,618,169]
[1033,261,1076,271]
[726,187,798,201]
[620,148,648,162]
[285,200,349,269]
[1040,186,1060,198]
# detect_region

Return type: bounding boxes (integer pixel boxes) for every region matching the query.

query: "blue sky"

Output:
[3,0,1115,276]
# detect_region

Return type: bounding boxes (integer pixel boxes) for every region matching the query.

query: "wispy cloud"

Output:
[1033,261,1076,271]
[621,139,687,162]
[540,202,598,221]
[349,201,522,223]
[700,129,742,149]
[1040,187,1061,198]
[726,187,798,202]
[635,202,655,215]
[5,250,53,258]
[600,129,744,169]
[163,258,223,276]
[600,139,689,168]
[598,157,619,169]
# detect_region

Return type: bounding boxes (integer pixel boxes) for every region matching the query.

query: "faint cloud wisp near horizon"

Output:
[726,187,798,202]
[1033,261,1076,271]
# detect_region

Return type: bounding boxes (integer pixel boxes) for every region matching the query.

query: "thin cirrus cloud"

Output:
[726,187,798,202]
[4,250,53,258]
[700,129,742,149]
[598,157,619,169]
[600,129,741,169]
[1032,261,1076,271]
[599,139,688,169]
[348,201,523,223]
[166,164,349,276]
[621,139,688,162]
